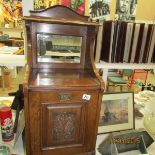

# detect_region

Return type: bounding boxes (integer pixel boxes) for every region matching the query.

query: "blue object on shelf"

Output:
[0,34,9,40]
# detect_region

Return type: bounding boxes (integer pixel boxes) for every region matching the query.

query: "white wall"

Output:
[22,0,34,16]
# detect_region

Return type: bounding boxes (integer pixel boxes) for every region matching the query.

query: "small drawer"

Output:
[40,90,98,103]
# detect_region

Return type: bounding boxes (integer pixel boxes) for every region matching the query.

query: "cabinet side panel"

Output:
[24,91,31,155]
[29,92,42,155]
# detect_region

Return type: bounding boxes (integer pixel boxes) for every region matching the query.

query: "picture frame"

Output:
[98,92,134,134]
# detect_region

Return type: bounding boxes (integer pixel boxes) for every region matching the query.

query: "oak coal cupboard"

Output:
[23,5,104,155]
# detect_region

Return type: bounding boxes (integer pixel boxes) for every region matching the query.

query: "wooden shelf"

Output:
[95,61,155,69]
[45,51,80,57]
[0,54,25,67]
[0,27,23,31]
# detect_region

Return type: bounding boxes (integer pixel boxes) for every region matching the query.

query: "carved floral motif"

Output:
[53,112,76,142]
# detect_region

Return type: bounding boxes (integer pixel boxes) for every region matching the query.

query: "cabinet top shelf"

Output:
[95,61,155,69]
[24,5,100,26]
[28,69,100,90]
[23,16,100,26]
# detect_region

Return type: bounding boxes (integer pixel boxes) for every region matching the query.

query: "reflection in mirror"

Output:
[37,33,82,63]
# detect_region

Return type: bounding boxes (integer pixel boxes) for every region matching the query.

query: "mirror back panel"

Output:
[28,22,88,69]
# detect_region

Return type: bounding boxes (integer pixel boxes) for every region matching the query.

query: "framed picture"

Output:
[98,92,134,134]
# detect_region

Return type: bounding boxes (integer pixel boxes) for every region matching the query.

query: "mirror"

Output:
[37,33,82,63]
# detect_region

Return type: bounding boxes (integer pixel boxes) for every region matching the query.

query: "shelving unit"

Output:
[95,20,155,74]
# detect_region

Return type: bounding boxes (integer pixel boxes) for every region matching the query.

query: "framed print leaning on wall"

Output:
[98,92,134,134]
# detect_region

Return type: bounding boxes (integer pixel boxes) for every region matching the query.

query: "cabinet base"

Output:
[76,150,95,155]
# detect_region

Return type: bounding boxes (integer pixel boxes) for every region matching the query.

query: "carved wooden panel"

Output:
[53,112,76,142]
[41,102,86,149]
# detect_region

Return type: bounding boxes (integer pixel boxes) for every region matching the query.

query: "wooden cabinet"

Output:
[28,89,100,155]
[23,5,104,155]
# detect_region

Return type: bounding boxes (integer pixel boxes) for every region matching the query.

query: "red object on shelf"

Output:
[0,107,14,142]
[128,69,149,87]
